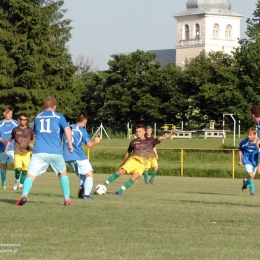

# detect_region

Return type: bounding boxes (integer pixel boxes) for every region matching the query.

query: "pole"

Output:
[154,122,156,138]
[222,115,225,144]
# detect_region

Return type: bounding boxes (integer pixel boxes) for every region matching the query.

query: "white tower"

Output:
[174,0,243,67]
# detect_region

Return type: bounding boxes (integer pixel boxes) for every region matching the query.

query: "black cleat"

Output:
[242,179,247,191]
[78,186,84,198]
[15,196,27,206]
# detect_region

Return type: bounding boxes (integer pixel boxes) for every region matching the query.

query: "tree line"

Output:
[1,0,260,132]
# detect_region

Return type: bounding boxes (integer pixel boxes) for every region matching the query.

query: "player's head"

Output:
[3,107,13,121]
[136,124,146,139]
[76,112,88,127]
[146,125,153,137]
[251,105,260,123]
[247,127,257,142]
[19,113,28,127]
[43,96,57,110]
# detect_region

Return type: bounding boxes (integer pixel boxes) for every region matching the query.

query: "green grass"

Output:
[1,173,260,259]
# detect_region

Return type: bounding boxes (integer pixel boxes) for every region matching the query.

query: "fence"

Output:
[87,147,239,179]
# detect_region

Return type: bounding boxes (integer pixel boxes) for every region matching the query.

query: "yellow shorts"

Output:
[121,158,145,176]
[14,152,31,171]
[145,158,158,169]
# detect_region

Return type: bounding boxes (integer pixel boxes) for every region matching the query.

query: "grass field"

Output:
[1,172,260,260]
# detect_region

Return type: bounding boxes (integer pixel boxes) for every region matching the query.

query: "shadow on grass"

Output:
[180,199,260,208]
[185,191,237,196]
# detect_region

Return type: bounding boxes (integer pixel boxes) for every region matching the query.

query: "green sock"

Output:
[1,170,6,186]
[20,171,27,184]
[143,170,149,182]
[117,179,135,193]
[15,168,22,180]
[249,179,255,194]
[103,172,119,186]
[151,169,158,180]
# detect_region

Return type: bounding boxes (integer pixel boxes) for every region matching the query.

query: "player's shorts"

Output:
[244,164,257,175]
[0,151,14,164]
[145,158,158,169]
[67,159,93,176]
[27,153,66,176]
[121,158,145,176]
[14,152,31,171]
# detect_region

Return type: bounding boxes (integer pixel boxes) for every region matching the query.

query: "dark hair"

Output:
[251,105,260,118]
[76,112,88,123]
[4,107,13,113]
[19,113,28,119]
[136,124,145,130]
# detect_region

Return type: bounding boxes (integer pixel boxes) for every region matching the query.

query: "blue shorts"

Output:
[244,164,257,175]
[67,160,93,176]
[28,153,66,176]
[0,151,14,164]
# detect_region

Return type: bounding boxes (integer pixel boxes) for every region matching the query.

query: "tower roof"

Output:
[174,0,243,18]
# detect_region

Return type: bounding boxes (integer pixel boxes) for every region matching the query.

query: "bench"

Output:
[171,131,195,139]
[196,130,229,139]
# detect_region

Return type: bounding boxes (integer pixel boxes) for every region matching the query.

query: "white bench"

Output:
[196,130,229,139]
[171,131,194,139]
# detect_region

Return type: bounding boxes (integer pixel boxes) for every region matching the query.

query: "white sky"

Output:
[63,0,257,70]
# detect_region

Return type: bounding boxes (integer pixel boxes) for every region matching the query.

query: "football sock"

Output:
[151,169,158,180]
[1,170,6,186]
[84,176,93,196]
[22,177,33,196]
[249,179,255,194]
[15,168,22,180]
[20,171,27,185]
[143,170,149,182]
[60,175,70,200]
[79,174,86,187]
[117,179,135,193]
[104,172,119,186]
[245,179,249,186]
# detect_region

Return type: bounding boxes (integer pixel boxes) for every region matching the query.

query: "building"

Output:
[174,0,243,66]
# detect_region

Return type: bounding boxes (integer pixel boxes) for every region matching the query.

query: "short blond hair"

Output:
[43,96,57,109]
[247,127,257,135]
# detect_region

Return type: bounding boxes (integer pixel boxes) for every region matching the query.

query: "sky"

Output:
[63,0,257,70]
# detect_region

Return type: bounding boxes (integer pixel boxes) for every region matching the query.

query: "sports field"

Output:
[1,172,260,260]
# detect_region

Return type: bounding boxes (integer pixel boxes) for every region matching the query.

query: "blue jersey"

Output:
[33,110,69,155]
[258,121,260,137]
[239,137,259,166]
[63,124,90,161]
[0,119,18,152]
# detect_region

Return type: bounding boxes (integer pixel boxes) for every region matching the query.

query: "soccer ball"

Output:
[95,184,107,195]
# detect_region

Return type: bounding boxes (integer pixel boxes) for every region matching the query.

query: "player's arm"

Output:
[238,150,243,166]
[158,129,178,141]
[120,151,131,167]
[64,126,73,152]
[0,137,7,146]
[153,147,158,160]
[4,131,14,153]
[86,137,100,148]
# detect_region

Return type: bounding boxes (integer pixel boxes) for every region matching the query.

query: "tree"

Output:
[181,51,246,128]
[0,0,77,119]
[234,0,260,127]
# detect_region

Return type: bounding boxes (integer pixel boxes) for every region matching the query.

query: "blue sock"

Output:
[249,179,255,194]
[79,174,86,188]
[22,177,34,196]
[84,177,93,196]
[60,176,70,200]
[245,179,250,186]
[1,170,6,185]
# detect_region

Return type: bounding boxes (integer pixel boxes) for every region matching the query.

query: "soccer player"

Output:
[63,112,100,200]
[15,96,73,206]
[4,113,34,190]
[238,127,259,196]
[252,105,260,137]
[101,124,177,195]
[0,107,18,189]
[143,126,159,184]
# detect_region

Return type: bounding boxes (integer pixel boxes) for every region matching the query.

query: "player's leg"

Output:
[115,161,145,195]
[83,171,94,200]
[248,166,256,195]
[16,154,48,206]
[149,159,158,184]
[0,152,9,189]
[13,154,22,190]
[143,169,149,183]
[103,168,125,187]
[7,151,16,187]
[20,152,31,190]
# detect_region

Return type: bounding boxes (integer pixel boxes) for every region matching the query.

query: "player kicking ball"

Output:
[100,124,177,195]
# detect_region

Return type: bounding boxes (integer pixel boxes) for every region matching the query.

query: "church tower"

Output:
[174,0,243,66]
